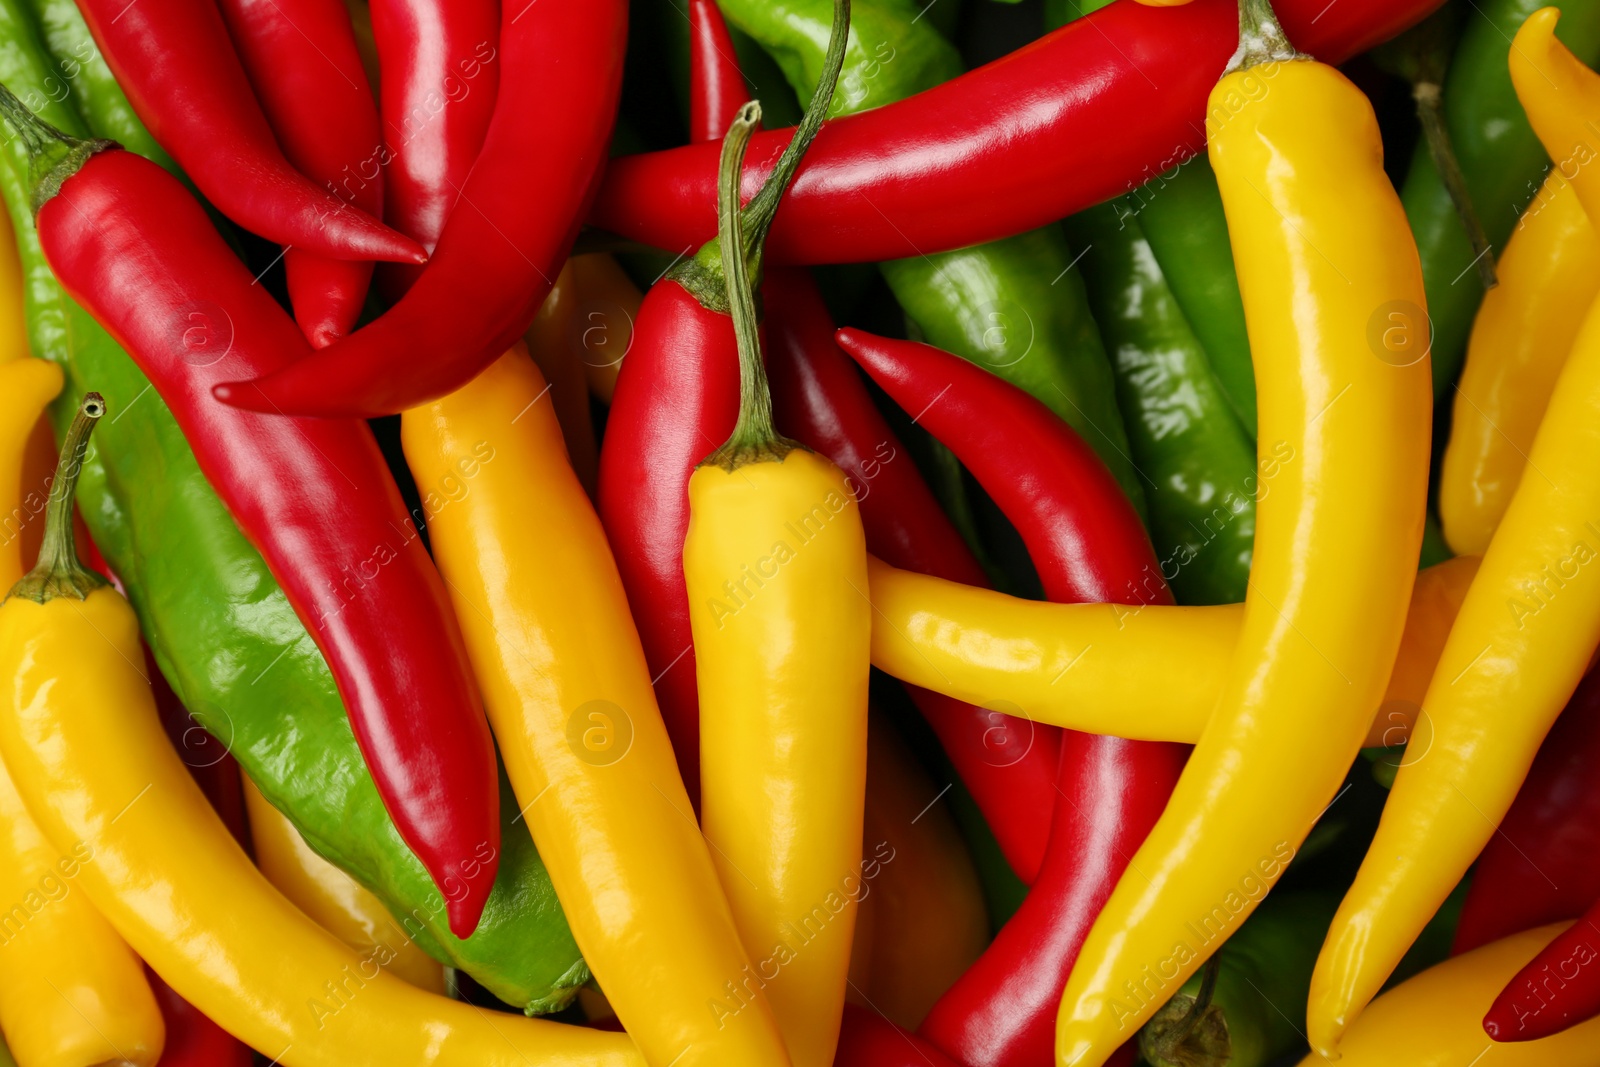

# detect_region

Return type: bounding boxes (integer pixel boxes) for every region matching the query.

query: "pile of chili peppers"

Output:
[4,0,1600,1062]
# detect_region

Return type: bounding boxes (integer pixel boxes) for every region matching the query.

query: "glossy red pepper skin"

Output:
[834,1003,963,1067]
[836,329,1184,1067]
[217,0,381,347]
[36,147,499,939]
[211,0,626,418]
[1453,669,1600,954]
[764,269,1057,883]
[73,0,421,264]
[591,0,1440,265]
[595,282,737,805]
[149,972,254,1067]
[1484,903,1600,1040]
[688,0,747,145]
[369,0,500,299]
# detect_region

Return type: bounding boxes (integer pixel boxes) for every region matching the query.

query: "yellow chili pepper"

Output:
[526,259,600,495]
[241,778,448,995]
[401,344,790,1067]
[1054,5,1432,1061]
[569,252,641,404]
[851,714,986,1030]
[680,101,871,1067]
[0,394,643,1067]
[0,360,166,1067]
[867,555,1474,750]
[1297,924,1600,1065]
[1440,172,1600,555]
[1308,14,1600,1053]
[0,218,28,366]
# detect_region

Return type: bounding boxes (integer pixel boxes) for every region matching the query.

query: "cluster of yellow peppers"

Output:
[5,5,1600,1067]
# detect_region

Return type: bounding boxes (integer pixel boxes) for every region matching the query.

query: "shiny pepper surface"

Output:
[1055,14,1432,1063]
[1309,11,1600,1051]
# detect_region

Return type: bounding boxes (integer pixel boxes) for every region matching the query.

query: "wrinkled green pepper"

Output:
[1065,201,1255,606]
[0,0,584,1013]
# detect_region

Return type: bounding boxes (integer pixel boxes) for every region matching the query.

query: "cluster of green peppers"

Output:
[0,0,583,1013]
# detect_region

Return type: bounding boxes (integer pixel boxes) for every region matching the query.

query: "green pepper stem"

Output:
[7,393,109,604]
[0,81,113,213]
[1226,0,1305,74]
[672,0,851,309]
[739,0,851,256]
[702,105,802,470]
[1139,954,1230,1067]
[1415,82,1498,290]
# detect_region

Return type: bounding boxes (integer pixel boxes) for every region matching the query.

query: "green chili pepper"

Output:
[1140,892,1337,1067]
[22,0,178,175]
[1044,0,1257,447]
[1402,0,1600,399]
[1064,201,1255,606]
[0,0,584,1013]
[719,0,1147,517]
[1125,157,1256,441]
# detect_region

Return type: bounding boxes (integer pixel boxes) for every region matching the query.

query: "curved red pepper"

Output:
[1454,669,1600,954]
[74,0,421,264]
[836,329,1184,1067]
[765,269,1057,883]
[210,0,627,418]
[596,282,737,805]
[217,0,383,347]
[369,0,500,299]
[35,146,499,938]
[589,0,1440,265]
[688,0,748,145]
[1484,905,1600,1041]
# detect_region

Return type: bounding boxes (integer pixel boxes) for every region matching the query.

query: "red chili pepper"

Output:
[73,0,422,264]
[23,133,500,938]
[209,0,627,418]
[834,1003,963,1067]
[1453,668,1600,954]
[764,269,1058,883]
[589,0,1438,265]
[149,971,254,1067]
[835,329,1185,1067]
[368,0,500,299]
[217,0,383,347]
[1484,904,1600,1041]
[688,0,748,145]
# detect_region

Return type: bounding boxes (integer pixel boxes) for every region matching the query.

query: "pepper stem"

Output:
[1138,955,1230,1067]
[672,0,851,309]
[7,393,109,604]
[1415,83,1498,289]
[0,82,114,214]
[701,105,802,470]
[1225,0,1305,75]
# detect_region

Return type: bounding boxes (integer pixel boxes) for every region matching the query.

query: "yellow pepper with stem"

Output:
[401,344,790,1067]
[681,102,871,1067]
[1440,172,1600,555]
[1307,12,1600,1052]
[1054,1,1432,1060]
[0,361,167,1067]
[241,778,447,995]
[0,394,644,1067]
[1298,924,1600,1065]
[866,555,1475,749]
